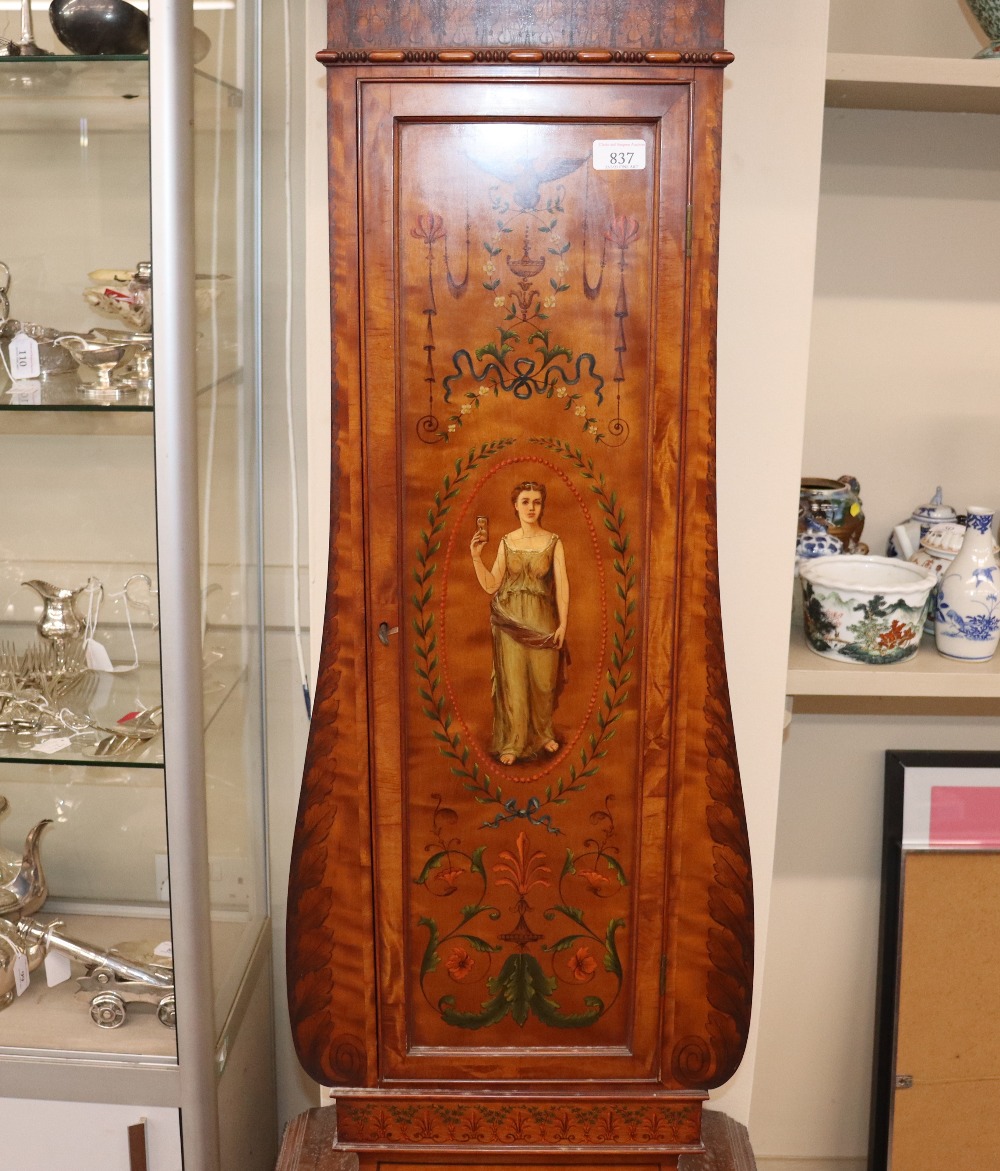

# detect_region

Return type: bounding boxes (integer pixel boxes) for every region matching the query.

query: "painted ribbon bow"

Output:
[482,795,560,835]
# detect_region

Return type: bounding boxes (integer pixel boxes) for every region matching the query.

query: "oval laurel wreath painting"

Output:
[440,454,609,786]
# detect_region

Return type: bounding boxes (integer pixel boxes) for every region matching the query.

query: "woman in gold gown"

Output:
[470,481,569,765]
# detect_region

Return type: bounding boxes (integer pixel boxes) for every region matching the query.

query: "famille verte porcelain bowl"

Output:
[799,554,937,665]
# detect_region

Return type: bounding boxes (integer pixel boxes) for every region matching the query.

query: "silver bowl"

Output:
[57,334,138,397]
[48,0,149,56]
[89,327,153,390]
[1,320,76,378]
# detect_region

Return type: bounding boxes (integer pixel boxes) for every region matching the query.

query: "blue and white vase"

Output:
[934,506,1000,661]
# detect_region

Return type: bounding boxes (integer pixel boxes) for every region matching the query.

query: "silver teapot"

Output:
[0,796,51,919]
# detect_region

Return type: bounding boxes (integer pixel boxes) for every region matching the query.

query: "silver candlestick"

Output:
[16,0,52,56]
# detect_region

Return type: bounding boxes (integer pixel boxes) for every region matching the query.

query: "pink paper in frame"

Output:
[930,785,1000,847]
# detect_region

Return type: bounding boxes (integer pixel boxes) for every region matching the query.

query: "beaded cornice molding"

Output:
[317,47,734,66]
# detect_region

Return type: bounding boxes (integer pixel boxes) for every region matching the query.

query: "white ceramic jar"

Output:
[888,486,958,559]
[907,521,964,629]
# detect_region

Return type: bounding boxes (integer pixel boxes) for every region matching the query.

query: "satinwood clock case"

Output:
[286,2,752,1167]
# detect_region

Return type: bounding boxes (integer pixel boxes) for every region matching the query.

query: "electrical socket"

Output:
[209,856,249,907]
[153,854,248,906]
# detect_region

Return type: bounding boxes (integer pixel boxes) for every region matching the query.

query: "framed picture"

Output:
[871,750,1000,1171]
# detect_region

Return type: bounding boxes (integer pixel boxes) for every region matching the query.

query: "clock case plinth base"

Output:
[277,1101,759,1170]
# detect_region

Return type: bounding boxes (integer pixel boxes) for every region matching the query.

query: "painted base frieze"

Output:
[333,1091,704,1157]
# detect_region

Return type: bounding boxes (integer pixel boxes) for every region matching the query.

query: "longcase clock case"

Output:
[287,2,751,1166]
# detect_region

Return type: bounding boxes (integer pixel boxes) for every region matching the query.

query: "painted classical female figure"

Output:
[470,480,569,765]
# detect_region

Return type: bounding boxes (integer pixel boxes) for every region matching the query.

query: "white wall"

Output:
[713,0,830,1125]
[261,0,328,1133]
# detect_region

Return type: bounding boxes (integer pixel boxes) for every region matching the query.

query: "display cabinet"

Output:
[0,3,272,1168]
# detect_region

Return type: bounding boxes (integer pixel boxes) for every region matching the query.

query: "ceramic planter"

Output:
[800,555,936,665]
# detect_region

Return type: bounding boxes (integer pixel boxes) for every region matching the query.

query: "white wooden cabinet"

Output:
[0,1100,182,1171]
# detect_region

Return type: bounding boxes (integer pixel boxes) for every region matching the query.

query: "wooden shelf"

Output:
[826,52,1000,114]
[788,616,1000,698]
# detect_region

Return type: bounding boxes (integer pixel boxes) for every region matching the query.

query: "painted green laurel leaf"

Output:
[460,934,502,954]
[418,917,440,978]
[469,845,487,878]
[553,903,585,924]
[414,852,447,884]
[604,917,626,978]
[543,933,586,954]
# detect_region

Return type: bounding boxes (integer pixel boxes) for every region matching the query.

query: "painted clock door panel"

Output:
[360,79,691,1082]
[288,41,753,1137]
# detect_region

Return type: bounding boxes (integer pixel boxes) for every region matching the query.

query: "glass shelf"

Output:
[0,55,241,131]
[0,56,148,131]
[1,371,154,412]
[1,369,243,417]
[0,624,247,768]
[0,54,147,64]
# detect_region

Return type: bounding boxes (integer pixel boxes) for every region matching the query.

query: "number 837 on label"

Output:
[592,139,646,171]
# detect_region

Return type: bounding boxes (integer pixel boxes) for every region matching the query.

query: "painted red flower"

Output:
[411,212,445,244]
[605,215,640,250]
[446,946,475,981]
[568,946,598,982]
[576,867,612,895]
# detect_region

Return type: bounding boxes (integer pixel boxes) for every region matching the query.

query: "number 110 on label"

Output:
[592,139,646,171]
